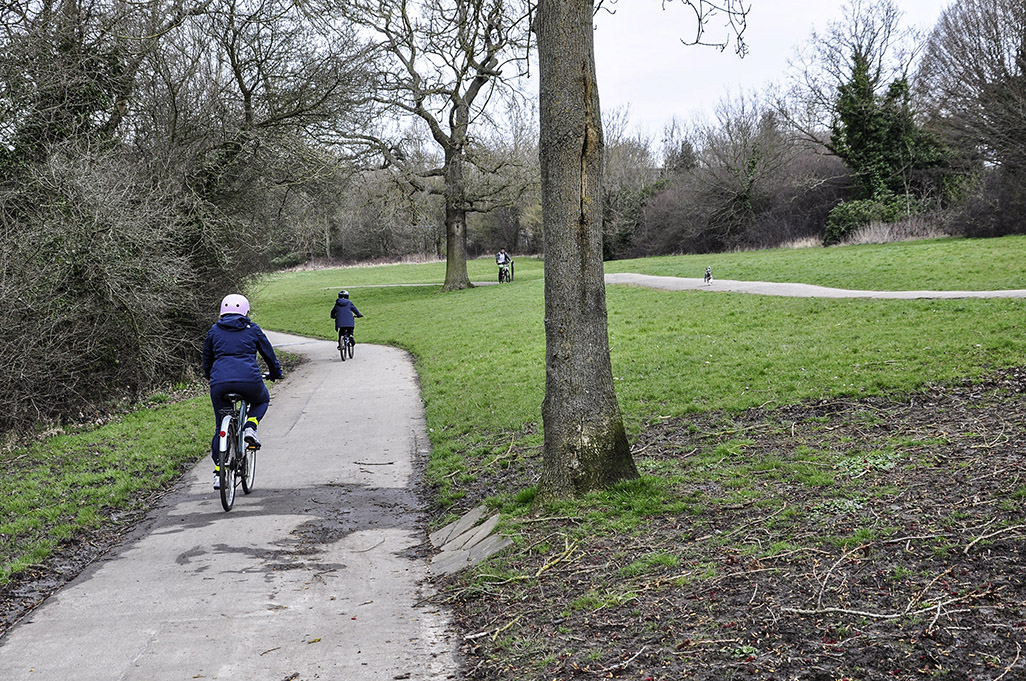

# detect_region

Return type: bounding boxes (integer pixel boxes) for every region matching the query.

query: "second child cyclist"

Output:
[331,290,363,349]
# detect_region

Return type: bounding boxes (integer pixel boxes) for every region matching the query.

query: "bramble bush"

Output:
[0,148,258,432]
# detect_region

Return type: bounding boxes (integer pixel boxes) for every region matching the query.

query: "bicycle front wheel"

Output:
[219,418,238,511]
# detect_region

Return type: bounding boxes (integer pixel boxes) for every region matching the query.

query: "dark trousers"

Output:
[337,326,355,344]
[209,380,269,464]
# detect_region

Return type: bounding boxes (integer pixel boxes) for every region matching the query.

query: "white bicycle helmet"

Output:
[219,293,250,316]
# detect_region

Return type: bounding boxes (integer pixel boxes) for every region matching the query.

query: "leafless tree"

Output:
[599,108,660,259]
[779,0,920,147]
[0,0,382,429]
[534,0,747,501]
[697,93,797,246]
[918,0,1026,232]
[332,0,534,290]
[639,93,846,254]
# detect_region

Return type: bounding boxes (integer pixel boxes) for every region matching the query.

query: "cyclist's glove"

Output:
[268,370,283,381]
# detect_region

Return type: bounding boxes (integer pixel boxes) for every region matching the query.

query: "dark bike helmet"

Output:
[339,290,349,299]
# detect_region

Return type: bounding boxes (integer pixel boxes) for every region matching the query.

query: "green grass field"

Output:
[2,236,1025,584]
[604,235,1026,291]
[255,237,1026,505]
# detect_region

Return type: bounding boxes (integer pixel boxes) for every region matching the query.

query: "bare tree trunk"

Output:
[535,0,638,500]
[443,150,472,290]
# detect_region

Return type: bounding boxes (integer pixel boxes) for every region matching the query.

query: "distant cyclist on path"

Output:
[496,248,514,282]
[202,294,283,488]
[331,290,363,349]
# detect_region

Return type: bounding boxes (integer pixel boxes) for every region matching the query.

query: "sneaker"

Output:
[243,427,261,450]
[213,471,221,489]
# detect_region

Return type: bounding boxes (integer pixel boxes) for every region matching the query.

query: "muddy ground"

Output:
[442,368,1026,681]
[3,369,1025,681]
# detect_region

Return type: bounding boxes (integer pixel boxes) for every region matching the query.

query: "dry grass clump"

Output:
[841,216,953,245]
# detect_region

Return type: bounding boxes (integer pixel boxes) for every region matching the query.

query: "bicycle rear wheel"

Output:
[219,418,238,511]
[339,332,347,361]
[346,336,354,359]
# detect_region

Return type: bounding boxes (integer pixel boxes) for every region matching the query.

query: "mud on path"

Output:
[445,368,1026,680]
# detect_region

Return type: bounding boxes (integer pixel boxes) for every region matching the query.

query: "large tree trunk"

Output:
[442,150,472,290]
[535,0,638,500]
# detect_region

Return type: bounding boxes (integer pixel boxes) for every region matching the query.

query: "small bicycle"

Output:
[498,261,514,283]
[216,379,263,511]
[338,330,355,361]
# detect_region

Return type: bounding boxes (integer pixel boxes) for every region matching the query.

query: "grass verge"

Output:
[0,388,209,586]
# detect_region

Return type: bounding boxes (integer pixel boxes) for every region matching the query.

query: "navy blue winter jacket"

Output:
[202,314,282,386]
[330,298,363,328]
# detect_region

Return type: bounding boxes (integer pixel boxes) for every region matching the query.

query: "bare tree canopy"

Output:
[334,0,535,290]
[780,0,920,142]
[0,0,380,429]
[919,0,1026,169]
[917,0,1026,233]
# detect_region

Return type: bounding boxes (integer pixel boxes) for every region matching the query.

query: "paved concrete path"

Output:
[605,272,1026,299]
[0,332,456,680]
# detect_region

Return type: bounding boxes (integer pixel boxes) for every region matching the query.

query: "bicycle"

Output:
[338,329,355,361]
[216,378,264,511]
[498,261,513,283]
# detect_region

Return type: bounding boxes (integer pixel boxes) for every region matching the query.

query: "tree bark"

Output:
[535,0,638,500]
[442,148,473,290]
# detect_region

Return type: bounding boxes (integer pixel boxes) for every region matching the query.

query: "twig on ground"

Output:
[696,503,788,543]
[464,615,523,642]
[816,544,868,610]
[994,642,1022,681]
[534,537,580,578]
[784,589,989,621]
[926,600,943,634]
[353,538,385,553]
[520,516,582,524]
[964,524,1026,555]
[900,567,954,620]
[492,615,521,641]
[595,646,647,674]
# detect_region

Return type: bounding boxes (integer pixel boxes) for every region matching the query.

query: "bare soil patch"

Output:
[442,368,1026,681]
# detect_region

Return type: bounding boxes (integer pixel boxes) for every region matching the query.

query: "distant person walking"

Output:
[330,290,363,348]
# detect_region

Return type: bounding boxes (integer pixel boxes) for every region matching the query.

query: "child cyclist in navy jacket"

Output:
[330,290,363,348]
[202,294,283,488]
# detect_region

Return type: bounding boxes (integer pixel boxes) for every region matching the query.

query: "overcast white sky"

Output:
[593,1,950,138]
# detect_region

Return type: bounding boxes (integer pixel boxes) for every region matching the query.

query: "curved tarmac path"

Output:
[0,332,456,680]
[605,272,1026,299]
